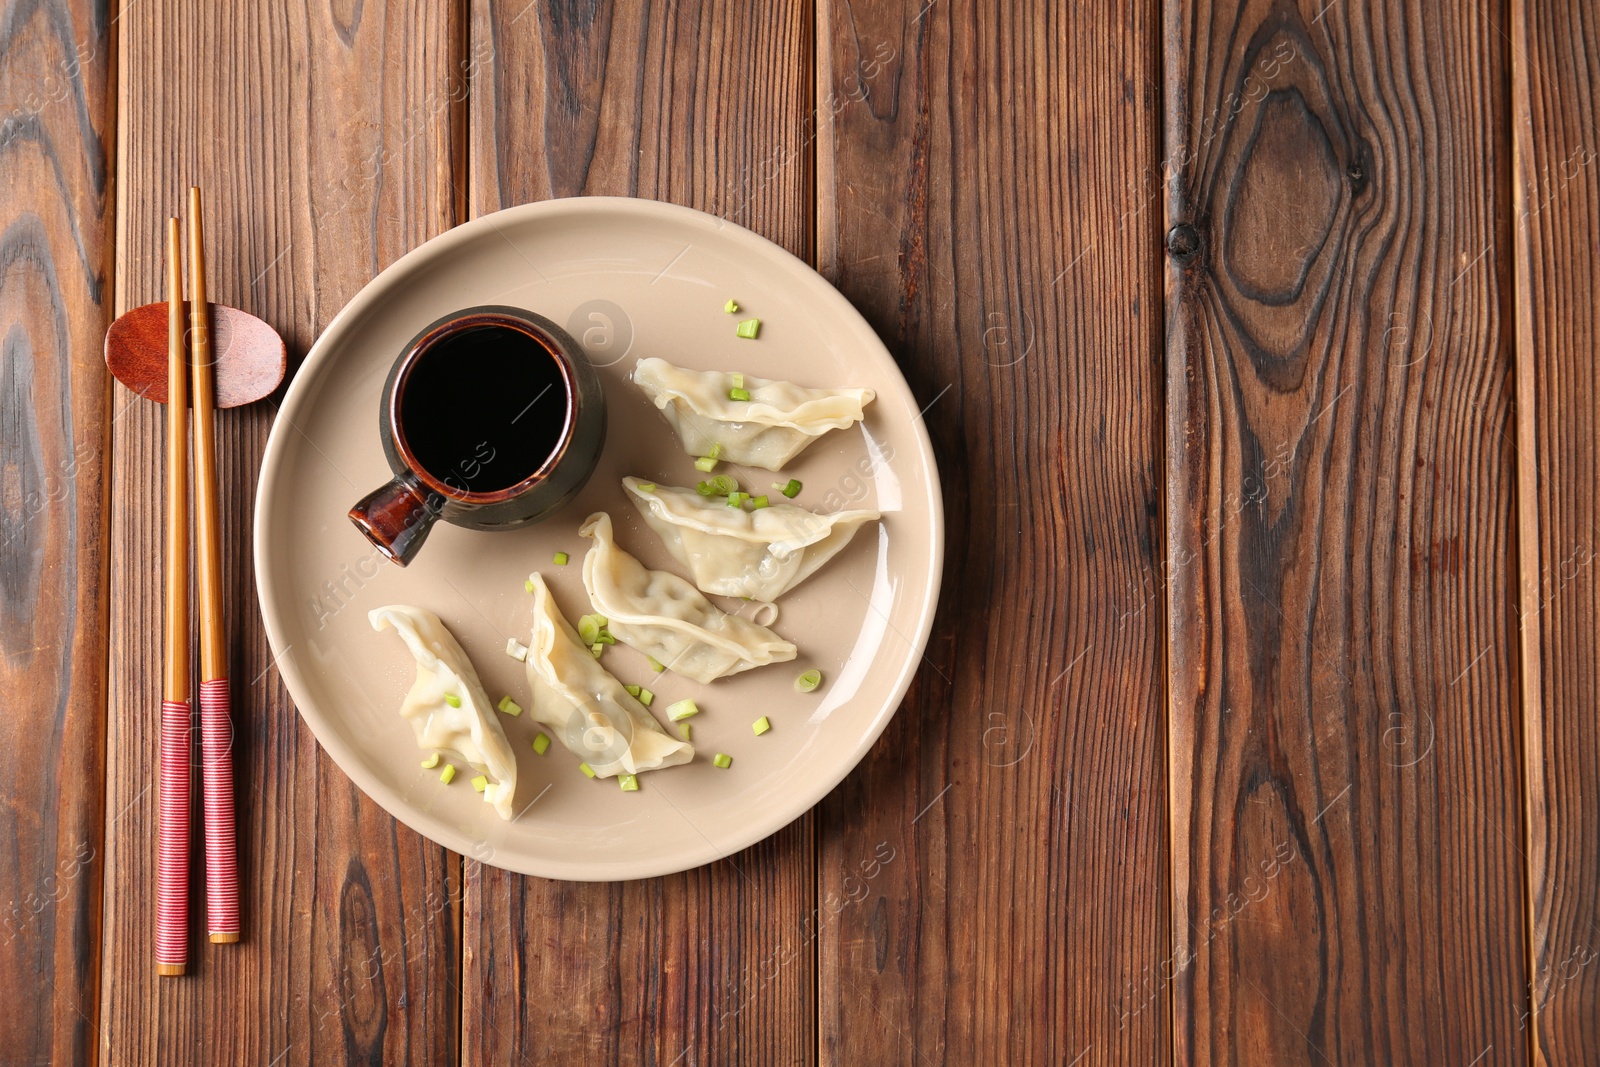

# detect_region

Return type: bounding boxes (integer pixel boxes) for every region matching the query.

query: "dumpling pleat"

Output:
[579,511,796,683]
[633,357,874,471]
[370,605,519,820]
[623,477,879,602]
[523,573,695,777]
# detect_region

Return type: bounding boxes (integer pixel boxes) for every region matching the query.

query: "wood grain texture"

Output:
[1165,0,1528,1063]
[463,2,816,1064]
[1511,0,1600,1060]
[815,0,1168,1063]
[0,0,111,1062]
[102,1,464,1062]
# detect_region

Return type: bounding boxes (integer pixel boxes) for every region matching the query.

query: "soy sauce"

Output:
[399,324,568,494]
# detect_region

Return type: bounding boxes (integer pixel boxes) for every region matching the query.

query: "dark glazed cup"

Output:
[348,305,606,566]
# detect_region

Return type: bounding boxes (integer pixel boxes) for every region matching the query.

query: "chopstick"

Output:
[188,188,242,943]
[156,217,191,977]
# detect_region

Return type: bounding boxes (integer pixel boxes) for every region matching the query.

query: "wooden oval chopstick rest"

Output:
[104,300,285,408]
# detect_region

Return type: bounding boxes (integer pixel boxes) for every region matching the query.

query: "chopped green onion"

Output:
[732,372,745,387]
[647,656,666,673]
[724,299,739,314]
[729,386,751,402]
[710,474,738,495]
[591,642,604,658]
[752,494,770,509]
[625,684,642,698]
[579,762,596,778]
[532,732,551,756]
[471,774,489,793]
[795,669,822,693]
[505,637,529,661]
[727,492,749,508]
[709,442,724,461]
[553,551,569,566]
[578,613,607,645]
[777,478,802,498]
[618,773,639,792]
[735,318,761,339]
[713,753,733,769]
[638,688,655,706]
[421,752,441,769]
[679,723,692,741]
[497,695,523,717]
[667,698,700,722]
[636,482,656,492]
[525,578,535,593]
[753,716,772,736]
[444,693,461,708]
[439,764,457,784]
[694,455,719,472]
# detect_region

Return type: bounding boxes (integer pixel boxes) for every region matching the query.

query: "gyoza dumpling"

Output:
[623,477,879,602]
[579,511,796,683]
[524,573,694,777]
[632,357,875,471]
[369,605,518,820]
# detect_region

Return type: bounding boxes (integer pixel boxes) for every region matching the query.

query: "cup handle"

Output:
[348,473,443,566]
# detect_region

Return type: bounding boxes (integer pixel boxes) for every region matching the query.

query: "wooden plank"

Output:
[100,2,464,1062]
[816,0,1168,1063]
[0,1,112,1062]
[462,2,815,1064]
[1165,1,1528,1063]
[1511,0,1600,1060]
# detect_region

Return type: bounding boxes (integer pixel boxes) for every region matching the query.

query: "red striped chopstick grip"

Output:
[199,678,240,940]
[156,698,191,972]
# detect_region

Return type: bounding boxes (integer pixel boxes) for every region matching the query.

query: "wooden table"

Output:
[4,0,1596,1062]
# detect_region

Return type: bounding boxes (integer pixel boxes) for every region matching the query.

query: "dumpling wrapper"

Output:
[632,357,875,471]
[579,511,796,683]
[369,605,518,820]
[623,477,879,602]
[524,573,694,777]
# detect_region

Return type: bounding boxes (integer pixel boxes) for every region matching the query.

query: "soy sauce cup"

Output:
[349,305,606,566]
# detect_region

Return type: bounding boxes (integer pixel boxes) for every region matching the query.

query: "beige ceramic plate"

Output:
[255,197,942,880]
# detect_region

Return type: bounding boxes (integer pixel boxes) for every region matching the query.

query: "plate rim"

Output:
[254,195,944,880]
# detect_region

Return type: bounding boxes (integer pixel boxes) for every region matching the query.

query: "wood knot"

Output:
[1167,224,1202,264]
[1347,144,1371,195]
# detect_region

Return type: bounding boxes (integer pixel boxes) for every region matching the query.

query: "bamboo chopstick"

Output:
[188,187,242,943]
[156,216,191,977]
